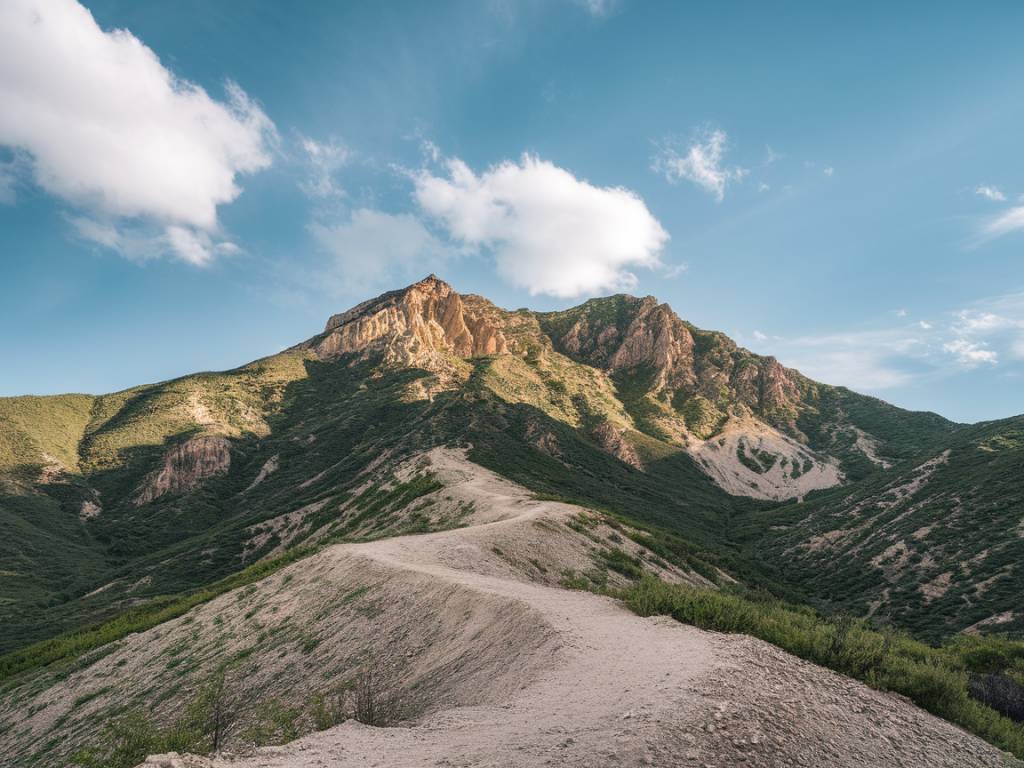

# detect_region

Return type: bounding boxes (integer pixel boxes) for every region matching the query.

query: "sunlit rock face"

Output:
[314,275,508,371]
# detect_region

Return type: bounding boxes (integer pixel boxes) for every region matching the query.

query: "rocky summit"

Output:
[1,276,1022,768]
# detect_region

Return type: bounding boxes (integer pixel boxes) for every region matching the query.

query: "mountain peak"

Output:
[313,275,507,370]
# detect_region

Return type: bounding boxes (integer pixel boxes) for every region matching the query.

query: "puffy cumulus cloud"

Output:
[0,0,276,263]
[413,154,668,298]
[310,208,454,292]
[651,129,747,201]
[943,339,998,367]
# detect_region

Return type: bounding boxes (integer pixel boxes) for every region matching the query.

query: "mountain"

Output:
[738,415,1024,641]
[0,275,1007,654]
[1,275,1022,765]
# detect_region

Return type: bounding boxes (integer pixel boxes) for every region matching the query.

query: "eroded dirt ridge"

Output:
[123,450,1014,768]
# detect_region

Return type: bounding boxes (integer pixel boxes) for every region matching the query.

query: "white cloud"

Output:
[975,185,1006,202]
[754,293,1024,394]
[954,309,1014,334]
[895,308,908,318]
[757,182,771,193]
[70,216,239,265]
[575,0,618,17]
[651,129,748,202]
[772,331,920,390]
[823,166,834,177]
[310,208,454,292]
[981,206,1024,241]
[299,136,350,198]
[1012,337,1024,360]
[414,153,668,298]
[752,330,768,342]
[0,0,276,263]
[943,339,998,367]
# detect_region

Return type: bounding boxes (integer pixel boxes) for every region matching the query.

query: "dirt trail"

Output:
[144,449,1014,768]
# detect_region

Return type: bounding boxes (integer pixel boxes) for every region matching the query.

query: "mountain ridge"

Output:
[0,274,1015,659]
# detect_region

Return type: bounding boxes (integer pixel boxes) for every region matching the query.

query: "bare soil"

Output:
[138,450,1013,768]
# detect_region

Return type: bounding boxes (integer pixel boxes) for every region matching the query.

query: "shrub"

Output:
[620,576,1024,759]
[71,711,162,768]
[970,674,1024,723]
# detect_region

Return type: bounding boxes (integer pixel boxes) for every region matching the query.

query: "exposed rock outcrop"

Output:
[312,275,508,371]
[542,295,805,432]
[133,435,232,505]
[590,422,643,470]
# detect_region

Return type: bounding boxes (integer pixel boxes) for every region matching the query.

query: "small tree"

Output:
[351,661,402,726]
[167,668,238,753]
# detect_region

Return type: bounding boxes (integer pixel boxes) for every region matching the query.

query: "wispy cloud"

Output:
[310,208,455,293]
[980,206,1024,241]
[943,339,998,367]
[975,185,1006,202]
[299,136,350,199]
[651,128,748,202]
[575,0,619,17]
[746,292,1024,393]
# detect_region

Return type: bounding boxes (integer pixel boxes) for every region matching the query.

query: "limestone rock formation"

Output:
[312,275,508,371]
[133,435,232,505]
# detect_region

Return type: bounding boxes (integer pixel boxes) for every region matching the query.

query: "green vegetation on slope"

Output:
[734,416,1024,640]
[622,576,1024,759]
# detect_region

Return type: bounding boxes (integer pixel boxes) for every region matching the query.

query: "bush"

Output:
[71,711,162,768]
[970,674,1024,723]
[72,669,237,767]
[621,576,1024,759]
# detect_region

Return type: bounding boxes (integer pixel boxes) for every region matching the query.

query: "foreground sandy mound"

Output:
[131,450,1012,768]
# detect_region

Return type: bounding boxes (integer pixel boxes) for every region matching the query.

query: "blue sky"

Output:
[1,0,1023,423]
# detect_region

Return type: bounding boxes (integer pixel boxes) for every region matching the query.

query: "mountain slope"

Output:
[0,273,1016,657]
[0,450,1012,768]
[737,416,1024,640]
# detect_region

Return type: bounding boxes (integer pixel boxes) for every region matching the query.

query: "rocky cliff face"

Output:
[133,435,232,505]
[539,295,806,434]
[312,275,508,371]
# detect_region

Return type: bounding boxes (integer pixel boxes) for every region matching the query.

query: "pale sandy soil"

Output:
[137,450,1014,768]
[689,418,843,501]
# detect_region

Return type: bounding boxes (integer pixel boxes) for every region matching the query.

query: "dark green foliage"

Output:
[0,545,314,684]
[622,576,1024,758]
[599,548,643,580]
[72,670,237,768]
[970,674,1024,723]
[70,710,162,768]
[734,416,1024,640]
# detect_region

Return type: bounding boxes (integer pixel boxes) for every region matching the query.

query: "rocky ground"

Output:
[132,451,1015,768]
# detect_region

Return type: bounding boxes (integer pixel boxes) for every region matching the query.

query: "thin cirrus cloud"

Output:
[0,0,276,266]
[309,208,455,294]
[975,185,1007,202]
[942,339,998,367]
[413,153,669,298]
[299,136,351,199]
[980,206,1024,242]
[651,128,748,201]
[746,295,1024,393]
